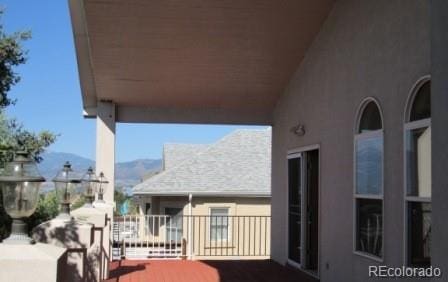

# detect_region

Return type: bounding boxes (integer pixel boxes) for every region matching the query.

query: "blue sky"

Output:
[2,1,267,162]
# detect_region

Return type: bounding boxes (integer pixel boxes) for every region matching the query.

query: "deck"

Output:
[105,259,318,282]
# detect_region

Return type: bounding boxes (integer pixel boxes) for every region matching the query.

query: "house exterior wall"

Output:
[191,197,271,217]
[271,0,430,281]
[137,196,271,216]
[191,197,271,259]
[135,196,271,259]
[432,0,448,276]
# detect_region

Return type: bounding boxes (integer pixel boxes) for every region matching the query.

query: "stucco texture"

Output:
[271,0,430,281]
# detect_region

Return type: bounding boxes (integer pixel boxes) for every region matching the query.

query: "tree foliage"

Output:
[26,191,59,232]
[114,188,138,216]
[0,9,57,240]
[0,112,57,164]
[71,195,86,210]
[0,9,31,108]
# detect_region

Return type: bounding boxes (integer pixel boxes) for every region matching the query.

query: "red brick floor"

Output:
[105,260,318,282]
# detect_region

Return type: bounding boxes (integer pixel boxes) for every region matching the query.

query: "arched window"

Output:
[404,78,431,267]
[354,98,383,259]
[409,80,431,122]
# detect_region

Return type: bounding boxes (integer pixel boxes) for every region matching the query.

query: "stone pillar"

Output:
[93,201,115,264]
[93,201,115,275]
[32,218,94,282]
[0,243,67,282]
[431,0,448,275]
[96,101,115,203]
[71,206,109,281]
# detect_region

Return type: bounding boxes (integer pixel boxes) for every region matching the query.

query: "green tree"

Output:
[26,191,59,230]
[114,188,138,216]
[0,111,56,164]
[71,195,86,210]
[114,189,127,216]
[0,10,57,240]
[0,9,30,108]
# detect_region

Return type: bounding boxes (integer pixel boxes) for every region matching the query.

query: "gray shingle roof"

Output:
[133,129,271,196]
[163,143,209,170]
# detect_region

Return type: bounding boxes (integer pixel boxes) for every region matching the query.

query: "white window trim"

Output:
[404,118,431,131]
[403,76,432,266]
[208,207,231,243]
[353,97,385,261]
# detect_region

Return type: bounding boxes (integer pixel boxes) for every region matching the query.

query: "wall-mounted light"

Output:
[290,124,306,136]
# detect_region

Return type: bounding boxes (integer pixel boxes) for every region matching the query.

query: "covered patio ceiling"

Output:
[69,0,334,124]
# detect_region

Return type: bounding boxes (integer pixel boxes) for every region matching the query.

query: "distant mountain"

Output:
[38,152,162,193]
[38,152,95,180]
[115,159,162,187]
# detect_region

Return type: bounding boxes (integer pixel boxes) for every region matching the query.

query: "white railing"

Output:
[114,215,184,259]
[113,215,271,260]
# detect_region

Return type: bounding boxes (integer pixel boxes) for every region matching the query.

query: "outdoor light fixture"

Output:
[0,152,45,244]
[81,167,98,207]
[290,124,306,137]
[96,172,108,203]
[53,161,81,220]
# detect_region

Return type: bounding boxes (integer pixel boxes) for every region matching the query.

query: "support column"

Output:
[431,0,448,274]
[95,101,115,276]
[96,101,116,203]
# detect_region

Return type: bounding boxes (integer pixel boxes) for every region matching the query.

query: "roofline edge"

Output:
[68,0,98,112]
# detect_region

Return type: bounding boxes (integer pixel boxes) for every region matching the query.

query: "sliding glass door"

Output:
[288,149,319,272]
[288,154,302,265]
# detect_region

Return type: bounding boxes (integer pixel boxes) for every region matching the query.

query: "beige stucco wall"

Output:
[134,195,271,259]
[271,0,430,281]
[192,197,271,216]
[136,196,270,216]
[192,197,271,259]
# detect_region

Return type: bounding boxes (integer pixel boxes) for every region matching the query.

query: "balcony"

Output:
[106,259,318,282]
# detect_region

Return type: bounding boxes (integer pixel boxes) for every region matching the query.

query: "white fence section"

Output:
[112,215,271,260]
[113,215,185,259]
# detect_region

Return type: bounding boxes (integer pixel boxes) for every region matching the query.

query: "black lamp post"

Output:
[0,152,45,244]
[53,161,81,220]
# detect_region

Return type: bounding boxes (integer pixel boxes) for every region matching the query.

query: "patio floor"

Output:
[105,259,318,282]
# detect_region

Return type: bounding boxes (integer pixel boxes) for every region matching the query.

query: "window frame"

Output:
[403,75,432,266]
[353,97,385,262]
[285,144,321,277]
[209,207,231,242]
[163,206,184,243]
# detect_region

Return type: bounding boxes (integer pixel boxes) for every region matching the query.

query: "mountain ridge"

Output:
[38,152,162,192]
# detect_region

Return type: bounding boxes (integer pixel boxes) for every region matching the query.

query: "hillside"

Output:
[38,152,161,193]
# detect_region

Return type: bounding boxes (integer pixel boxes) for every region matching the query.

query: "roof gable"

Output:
[134,129,271,196]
